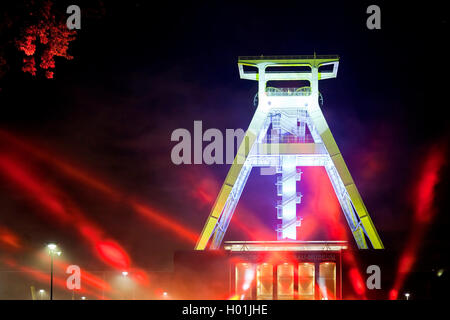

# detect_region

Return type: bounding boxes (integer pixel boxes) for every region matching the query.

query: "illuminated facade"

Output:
[196,55,384,249]
[226,241,346,300]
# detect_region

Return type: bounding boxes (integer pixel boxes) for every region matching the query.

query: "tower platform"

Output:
[223,240,348,252]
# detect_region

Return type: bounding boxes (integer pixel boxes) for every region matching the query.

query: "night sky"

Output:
[0,1,449,299]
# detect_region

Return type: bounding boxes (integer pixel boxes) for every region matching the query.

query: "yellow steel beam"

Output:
[238,56,339,67]
[195,107,268,250]
[309,109,384,249]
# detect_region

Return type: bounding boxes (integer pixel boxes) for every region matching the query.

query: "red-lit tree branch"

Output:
[15,0,77,79]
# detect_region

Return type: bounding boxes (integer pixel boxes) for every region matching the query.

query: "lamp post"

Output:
[47,243,61,300]
[405,293,410,300]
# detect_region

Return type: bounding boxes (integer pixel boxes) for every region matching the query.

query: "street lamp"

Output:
[121,271,137,299]
[405,293,410,300]
[39,289,45,300]
[47,243,61,300]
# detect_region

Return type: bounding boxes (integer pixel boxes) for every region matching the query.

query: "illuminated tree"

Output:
[15,0,77,79]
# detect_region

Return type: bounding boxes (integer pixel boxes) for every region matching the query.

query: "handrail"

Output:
[266,87,311,96]
[239,55,339,61]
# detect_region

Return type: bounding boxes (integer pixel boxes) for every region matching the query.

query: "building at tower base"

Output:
[173,241,347,300]
[172,247,399,300]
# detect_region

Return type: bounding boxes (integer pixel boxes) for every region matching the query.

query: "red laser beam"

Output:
[180,167,274,241]
[0,131,200,245]
[389,144,446,300]
[130,268,150,286]
[0,225,22,250]
[299,167,367,298]
[0,154,135,271]
[0,155,72,223]
[1,256,105,299]
[95,240,131,271]
[0,231,114,298]
[131,201,199,244]
[0,130,120,199]
[35,252,114,294]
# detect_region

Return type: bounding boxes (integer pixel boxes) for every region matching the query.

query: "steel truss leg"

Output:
[308,101,384,249]
[324,162,368,249]
[210,163,253,248]
[195,107,270,250]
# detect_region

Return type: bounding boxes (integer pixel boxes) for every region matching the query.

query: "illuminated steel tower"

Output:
[195,55,383,250]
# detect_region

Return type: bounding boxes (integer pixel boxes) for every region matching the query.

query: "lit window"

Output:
[277,263,294,300]
[298,263,315,300]
[319,262,336,300]
[235,263,255,300]
[256,263,273,300]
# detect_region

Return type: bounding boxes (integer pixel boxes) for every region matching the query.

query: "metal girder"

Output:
[306,94,383,249]
[323,161,368,249]
[194,106,269,250]
[210,163,253,248]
